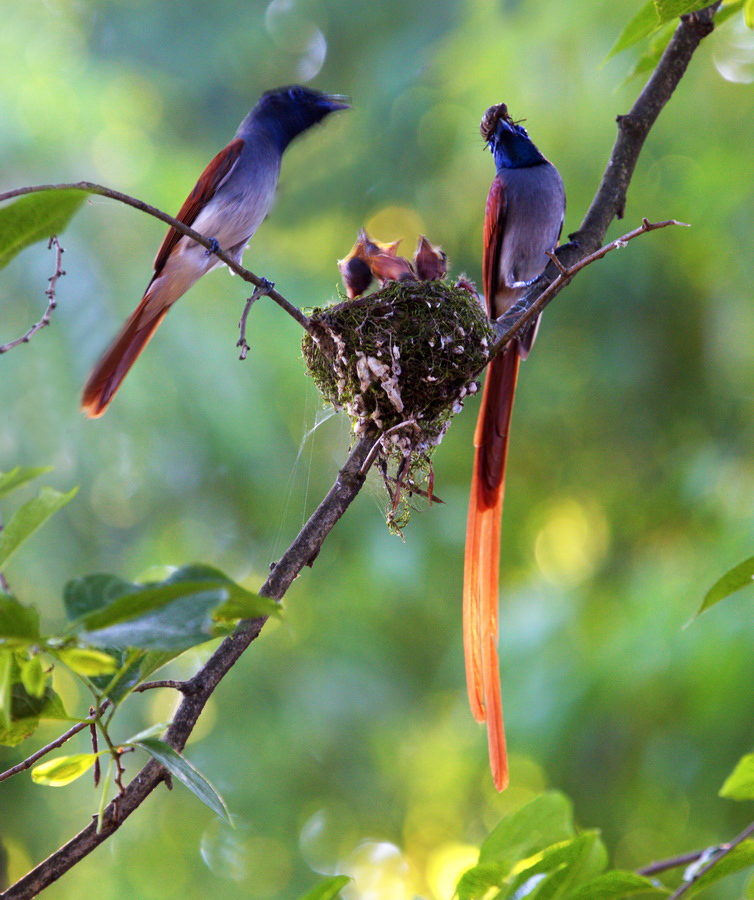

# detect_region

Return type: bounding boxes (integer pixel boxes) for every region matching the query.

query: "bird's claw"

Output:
[204,237,221,257]
[256,277,274,296]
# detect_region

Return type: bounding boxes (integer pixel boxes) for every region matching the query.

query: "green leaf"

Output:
[569,870,668,898]
[136,649,184,683]
[506,832,608,899]
[695,555,754,620]
[20,655,46,698]
[81,580,229,631]
[479,791,576,867]
[717,0,746,28]
[123,722,170,743]
[54,647,118,677]
[0,467,52,500]
[296,875,352,900]
[720,753,754,801]
[690,840,754,893]
[31,752,100,786]
[94,649,145,703]
[0,681,68,746]
[654,0,710,23]
[0,486,77,571]
[0,190,84,270]
[605,2,660,60]
[78,566,264,652]
[746,0,754,28]
[621,20,676,85]
[63,573,141,621]
[0,596,40,645]
[456,863,507,900]
[134,737,231,824]
[212,589,280,622]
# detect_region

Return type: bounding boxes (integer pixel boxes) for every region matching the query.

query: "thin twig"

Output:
[0,183,313,335]
[0,702,109,784]
[0,237,65,355]
[489,218,688,359]
[89,707,100,788]
[667,821,754,899]
[638,848,709,877]
[132,680,187,694]
[237,279,274,360]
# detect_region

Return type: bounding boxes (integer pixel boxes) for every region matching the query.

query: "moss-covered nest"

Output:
[302,279,494,530]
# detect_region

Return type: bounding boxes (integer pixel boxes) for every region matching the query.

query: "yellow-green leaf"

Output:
[0,487,78,572]
[720,753,754,801]
[0,191,84,270]
[55,647,118,677]
[31,752,100,786]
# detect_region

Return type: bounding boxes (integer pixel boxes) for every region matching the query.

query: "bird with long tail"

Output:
[465,103,565,790]
[81,86,348,417]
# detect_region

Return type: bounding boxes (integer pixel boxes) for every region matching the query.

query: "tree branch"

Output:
[490,218,687,354]
[0,182,313,335]
[666,821,754,899]
[0,237,65,355]
[0,432,377,900]
[0,703,109,785]
[485,4,720,356]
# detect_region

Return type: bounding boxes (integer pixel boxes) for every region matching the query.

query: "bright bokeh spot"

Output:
[533,499,609,586]
[365,207,426,249]
[425,841,479,900]
[341,841,418,900]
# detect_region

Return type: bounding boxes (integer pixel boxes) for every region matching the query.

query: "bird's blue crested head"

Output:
[247,85,350,150]
[481,103,546,169]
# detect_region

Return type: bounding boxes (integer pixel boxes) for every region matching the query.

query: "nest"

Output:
[302,279,494,532]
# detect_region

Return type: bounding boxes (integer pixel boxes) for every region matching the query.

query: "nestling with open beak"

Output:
[414,235,447,280]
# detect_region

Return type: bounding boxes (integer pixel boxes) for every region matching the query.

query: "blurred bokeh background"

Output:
[1,0,753,897]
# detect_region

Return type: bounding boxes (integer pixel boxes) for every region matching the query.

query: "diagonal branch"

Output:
[489,218,687,356]
[0,182,313,335]
[0,703,109,785]
[0,431,377,900]
[483,3,721,357]
[666,820,754,899]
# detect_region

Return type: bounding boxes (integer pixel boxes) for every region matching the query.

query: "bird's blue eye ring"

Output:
[288,86,305,102]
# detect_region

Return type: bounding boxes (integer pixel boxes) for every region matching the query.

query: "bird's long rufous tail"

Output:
[463,342,520,791]
[81,290,170,418]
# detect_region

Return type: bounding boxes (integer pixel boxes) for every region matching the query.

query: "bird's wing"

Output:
[152,137,246,276]
[482,175,507,317]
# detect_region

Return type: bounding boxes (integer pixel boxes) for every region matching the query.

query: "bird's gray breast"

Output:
[193,138,282,251]
[495,162,565,316]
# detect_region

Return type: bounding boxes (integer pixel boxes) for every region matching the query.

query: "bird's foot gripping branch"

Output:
[303,275,492,533]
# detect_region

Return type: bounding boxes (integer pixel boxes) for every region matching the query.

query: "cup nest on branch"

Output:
[302,276,493,533]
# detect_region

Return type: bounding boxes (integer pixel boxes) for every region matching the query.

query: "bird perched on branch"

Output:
[464,103,565,790]
[81,85,349,417]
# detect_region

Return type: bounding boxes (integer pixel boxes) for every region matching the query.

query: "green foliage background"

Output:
[1,0,753,897]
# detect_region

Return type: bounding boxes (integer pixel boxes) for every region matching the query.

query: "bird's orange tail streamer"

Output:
[81,292,168,418]
[463,343,520,791]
